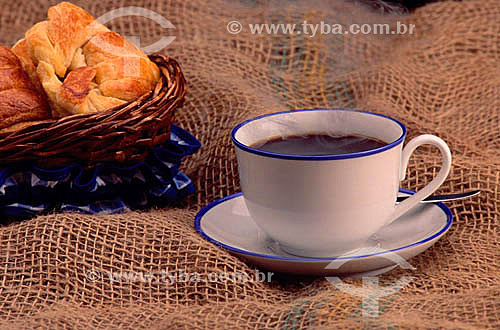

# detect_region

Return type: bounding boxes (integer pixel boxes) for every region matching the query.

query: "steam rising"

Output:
[252,133,387,156]
[219,0,410,113]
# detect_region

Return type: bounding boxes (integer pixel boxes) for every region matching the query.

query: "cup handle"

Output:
[387,134,452,225]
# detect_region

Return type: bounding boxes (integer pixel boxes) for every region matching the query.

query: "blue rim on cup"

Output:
[231,109,407,161]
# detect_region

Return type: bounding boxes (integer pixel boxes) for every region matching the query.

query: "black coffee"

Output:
[251,133,387,155]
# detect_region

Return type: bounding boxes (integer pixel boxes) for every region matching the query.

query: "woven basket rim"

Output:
[0,54,187,169]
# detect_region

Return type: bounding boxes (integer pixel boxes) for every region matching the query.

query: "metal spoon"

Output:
[397,190,481,203]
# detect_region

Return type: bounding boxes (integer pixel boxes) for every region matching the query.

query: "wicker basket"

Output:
[0,54,186,169]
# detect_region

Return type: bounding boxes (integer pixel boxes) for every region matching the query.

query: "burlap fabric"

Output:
[0,0,498,328]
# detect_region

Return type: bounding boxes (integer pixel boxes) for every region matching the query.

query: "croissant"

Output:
[14,2,160,118]
[0,46,50,133]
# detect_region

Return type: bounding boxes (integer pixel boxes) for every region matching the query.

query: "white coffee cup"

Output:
[232,109,452,258]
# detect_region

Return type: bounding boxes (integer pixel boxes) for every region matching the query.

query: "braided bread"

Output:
[13,2,160,118]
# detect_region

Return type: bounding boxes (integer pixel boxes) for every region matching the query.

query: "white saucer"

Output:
[195,189,453,277]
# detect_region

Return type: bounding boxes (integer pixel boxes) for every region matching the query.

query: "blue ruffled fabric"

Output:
[0,125,201,219]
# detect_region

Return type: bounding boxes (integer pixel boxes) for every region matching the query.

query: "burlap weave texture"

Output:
[0,0,498,328]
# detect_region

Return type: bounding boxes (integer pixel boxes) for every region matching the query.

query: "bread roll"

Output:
[18,2,160,117]
[0,46,50,133]
[11,39,44,95]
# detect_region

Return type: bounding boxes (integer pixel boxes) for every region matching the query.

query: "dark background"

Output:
[363,0,444,11]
